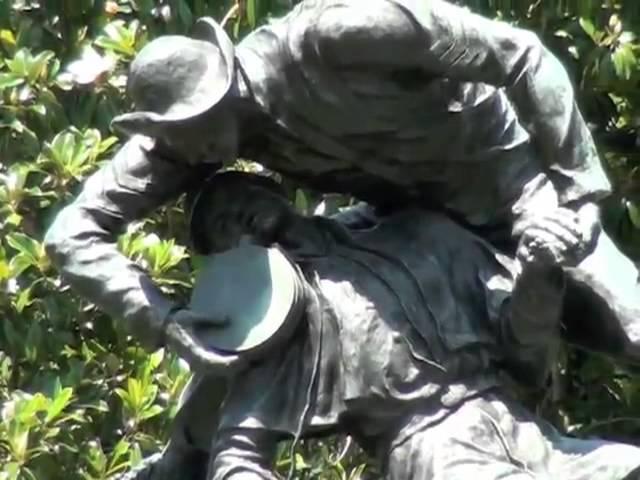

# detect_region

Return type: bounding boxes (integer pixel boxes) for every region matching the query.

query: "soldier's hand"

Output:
[164,309,248,377]
[516,206,599,268]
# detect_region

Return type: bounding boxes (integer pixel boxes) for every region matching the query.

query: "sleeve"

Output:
[313,0,612,204]
[210,428,279,479]
[44,136,213,350]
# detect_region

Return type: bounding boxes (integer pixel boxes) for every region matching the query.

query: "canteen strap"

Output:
[286,286,323,480]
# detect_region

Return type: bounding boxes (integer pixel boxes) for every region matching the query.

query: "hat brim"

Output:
[111,17,235,132]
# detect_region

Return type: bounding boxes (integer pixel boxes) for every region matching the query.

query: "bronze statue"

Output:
[43,0,640,477]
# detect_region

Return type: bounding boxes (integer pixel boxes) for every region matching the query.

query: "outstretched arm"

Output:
[500,264,565,387]
[44,136,211,350]
[500,207,592,386]
[314,0,611,205]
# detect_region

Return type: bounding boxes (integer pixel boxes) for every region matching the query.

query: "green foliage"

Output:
[0,1,638,479]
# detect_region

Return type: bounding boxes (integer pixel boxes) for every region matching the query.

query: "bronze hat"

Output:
[111,17,235,135]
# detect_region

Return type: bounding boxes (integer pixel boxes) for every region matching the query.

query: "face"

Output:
[194,182,298,254]
[157,99,240,166]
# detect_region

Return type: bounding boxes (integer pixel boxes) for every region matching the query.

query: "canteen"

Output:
[188,242,306,359]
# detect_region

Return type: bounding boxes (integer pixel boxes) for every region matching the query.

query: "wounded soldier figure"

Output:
[119,172,640,480]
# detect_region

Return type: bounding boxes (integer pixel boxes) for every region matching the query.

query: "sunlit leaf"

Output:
[128,442,143,469]
[0,259,10,280]
[0,72,24,89]
[26,50,55,84]
[138,404,163,421]
[295,189,308,214]
[0,462,20,480]
[85,440,107,475]
[95,20,138,57]
[0,28,16,50]
[612,43,637,80]
[628,201,640,229]
[15,286,34,313]
[5,49,28,76]
[107,438,131,474]
[7,233,42,267]
[247,0,257,29]
[45,387,74,423]
[578,17,597,42]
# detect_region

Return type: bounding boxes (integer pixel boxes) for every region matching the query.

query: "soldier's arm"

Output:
[500,264,564,387]
[499,207,589,386]
[44,136,212,350]
[314,0,611,205]
[210,428,279,479]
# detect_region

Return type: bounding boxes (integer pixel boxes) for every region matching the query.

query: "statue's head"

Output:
[111,17,239,165]
[188,171,298,255]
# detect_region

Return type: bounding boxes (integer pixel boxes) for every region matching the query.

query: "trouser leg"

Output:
[382,391,640,480]
[207,428,280,480]
[383,395,542,480]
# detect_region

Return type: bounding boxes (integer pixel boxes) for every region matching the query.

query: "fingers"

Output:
[198,348,246,373]
[520,206,602,244]
[519,208,580,237]
[519,229,573,265]
[518,208,580,248]
[518,224,574,269]
[165,321,246,375]
[525,218,581,248]
[517,204,603,269]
